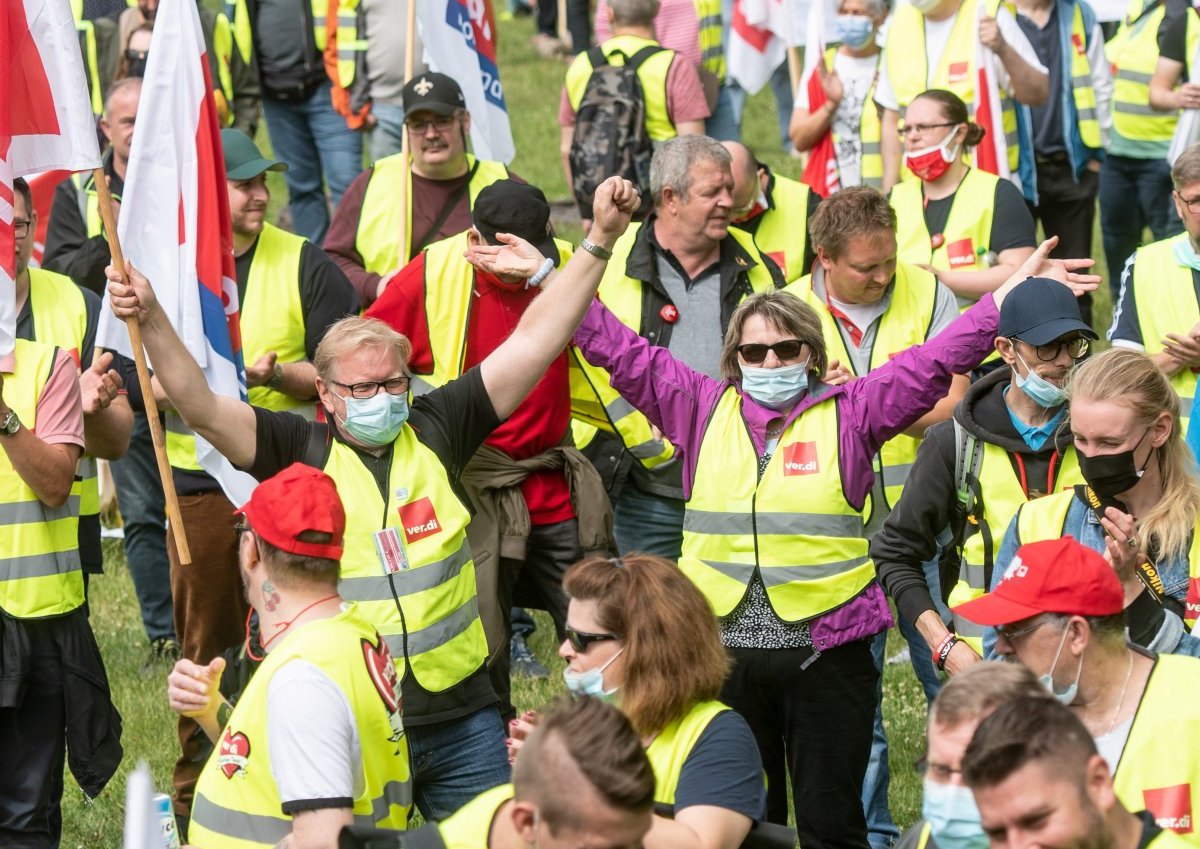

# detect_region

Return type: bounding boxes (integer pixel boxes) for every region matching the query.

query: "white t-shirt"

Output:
[874,5,1047,112]
[796,51,881,187]
[1094,715,1135,774]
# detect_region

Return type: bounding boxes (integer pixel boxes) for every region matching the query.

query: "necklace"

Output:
[1103,652,1135,737]
[245,594,341,661]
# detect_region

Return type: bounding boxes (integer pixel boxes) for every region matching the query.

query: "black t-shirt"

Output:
[1018,5,1066,154]
[1157,0,1196,67]
[673,709,768,819]
[245,366,503,724]
[921,176,1037,256]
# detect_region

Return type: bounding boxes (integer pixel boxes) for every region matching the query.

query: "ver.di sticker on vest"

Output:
[783,442,820,476]
[946,238,977,268]
[1144,784,1193,833]
[947,62,969,84]
[218,728,251,779]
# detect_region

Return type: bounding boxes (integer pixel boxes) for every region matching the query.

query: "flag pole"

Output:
[92,169,192,565]
[397,0,417,270]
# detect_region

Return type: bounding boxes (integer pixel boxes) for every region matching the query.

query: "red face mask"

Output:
[904,127,961,182]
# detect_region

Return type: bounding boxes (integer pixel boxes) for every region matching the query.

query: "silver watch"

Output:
[0,409,20,436]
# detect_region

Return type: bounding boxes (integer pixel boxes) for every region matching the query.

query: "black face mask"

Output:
[1077,428,1153,498]
[126,50,148,78]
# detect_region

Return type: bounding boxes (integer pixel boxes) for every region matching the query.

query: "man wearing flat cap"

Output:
[366,179,612,727]
[325,72,513,311]
[171,463,412,849]
[872,275,1097,671]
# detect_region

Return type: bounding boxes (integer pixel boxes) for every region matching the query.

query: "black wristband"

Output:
[1127,586,1166,647]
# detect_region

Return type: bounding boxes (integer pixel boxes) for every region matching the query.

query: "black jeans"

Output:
[536,0,591,51]
[722,639,878,849]
[1027,158,1100,328]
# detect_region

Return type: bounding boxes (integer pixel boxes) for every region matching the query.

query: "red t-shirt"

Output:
[365,253,575,525]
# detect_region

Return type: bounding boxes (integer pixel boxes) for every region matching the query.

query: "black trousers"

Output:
[722,639,878,849]
[1026,158,1100,329]
[536,0,592,52]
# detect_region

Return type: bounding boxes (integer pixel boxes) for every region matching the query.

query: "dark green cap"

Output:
[221,128,288,180]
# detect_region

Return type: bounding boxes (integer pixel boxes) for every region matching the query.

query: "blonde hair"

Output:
[1068,348,1200,561]
[313,317,412,384]
[719,291,827,380]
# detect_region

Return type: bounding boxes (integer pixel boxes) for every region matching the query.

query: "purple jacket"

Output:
[573,292,1002,650]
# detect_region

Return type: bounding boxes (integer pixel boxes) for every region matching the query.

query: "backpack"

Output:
[569,45,666,219]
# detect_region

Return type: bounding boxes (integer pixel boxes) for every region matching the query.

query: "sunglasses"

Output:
[565,627,620,653]
[736,339,806,365]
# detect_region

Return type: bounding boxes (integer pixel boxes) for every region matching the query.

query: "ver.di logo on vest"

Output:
[1144,784,1193,833]
[218,728,251,779]
[783,442,820,476]
[398,497,441,544]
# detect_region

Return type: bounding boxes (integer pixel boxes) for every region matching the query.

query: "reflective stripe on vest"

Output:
[750,175,813,283]
[949,440,1082,652]
[414,234,574,394]
[680,388,874,621]
[75,18,102,116]
[694,0,726,79]
[785,262,939,514]
[326,429,488,692]
[226,0,253,64]
[1068,3,1102,149]
[0,339,84,619]
[825,47,883,188]
[564,34,677,141]
[646,701,729,810]
[1130,234,1198,434]
[73,173,103,240]
[438,784,515,849]
[1112,653,1200,840]
[313,0,364,88]
[26,269,99,518]
[356,155,511,277]
[189,607,412,849]
[212,12,236,125]
[1107,0,1200,142]
[886,0,1020,172]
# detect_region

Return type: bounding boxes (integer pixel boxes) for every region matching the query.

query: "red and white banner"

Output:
[973,0,1012,183]
[800,0,841,197]
[1,0,101,356]
[95,0,255,505]
[728,0,791,94]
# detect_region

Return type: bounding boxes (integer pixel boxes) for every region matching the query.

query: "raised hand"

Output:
[106,260,159,323]
[79,350,124,415]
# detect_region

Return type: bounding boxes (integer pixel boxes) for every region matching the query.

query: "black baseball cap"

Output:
[473,181,560,266]
[998,277,1097,345]
[402,72,466,119]
[221,129,287,180]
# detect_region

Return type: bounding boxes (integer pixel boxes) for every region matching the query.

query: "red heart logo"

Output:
[362,636,402,715]
[218,729,251,779]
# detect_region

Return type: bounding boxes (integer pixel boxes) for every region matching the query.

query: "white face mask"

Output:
[741,360,812,410]
[910,0,943,14]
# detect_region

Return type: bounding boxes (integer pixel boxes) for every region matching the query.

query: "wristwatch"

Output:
[267,363,284,390]
[0,408,20,437]
[579,238,613,261]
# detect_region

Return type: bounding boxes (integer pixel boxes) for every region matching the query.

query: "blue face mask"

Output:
[563,648,623,700]
[741,361,811,410]
[835,14,875,49]
[1040,624,1084,705]
[336,390,409,447]
[923,779,989,849]
[1172,237,1200,272]
[1013,350,1069,410]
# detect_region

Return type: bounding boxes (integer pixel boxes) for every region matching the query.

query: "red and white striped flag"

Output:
[800,0,841,197]
[95,0,255,505]
[973,0,1012,182]
[1,0,101,356]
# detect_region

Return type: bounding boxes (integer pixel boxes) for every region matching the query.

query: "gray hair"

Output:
[610,0,660,26]
[1173,142,1200,190]
[845,0,888,18]
[105,76,142,113]
[649,135,732,206]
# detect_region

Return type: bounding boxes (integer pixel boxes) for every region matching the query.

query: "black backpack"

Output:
[569,45,666,219]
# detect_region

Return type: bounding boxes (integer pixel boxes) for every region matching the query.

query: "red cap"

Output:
[235,463,345,561]
[951,536,1124,626]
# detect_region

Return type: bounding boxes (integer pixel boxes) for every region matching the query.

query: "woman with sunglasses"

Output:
[470,228,1097,849]
[891,90,1040,317]
[984,348,1200,659]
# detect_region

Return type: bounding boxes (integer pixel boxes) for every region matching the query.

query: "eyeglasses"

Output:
[898,121,959,139]
[736,340,806,364]
[405,115,457,135]
[565,627,620,653]
[915,757,963,783]
[994,618,1054,644]
[1176,191,1200,214]
[1012,336,1090,362]
[125,48,148,62]
[332,376,411,399]
[13,219,30,240]
[233,519,252,536]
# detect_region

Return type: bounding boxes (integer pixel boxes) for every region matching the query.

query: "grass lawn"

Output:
[60,12,1118,846]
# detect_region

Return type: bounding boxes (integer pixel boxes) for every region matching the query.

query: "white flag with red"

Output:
[728,0,791,94]
[800,0,841,197]
[972,0,1013,183]
[1,0,101,356]
[95,0,256,505]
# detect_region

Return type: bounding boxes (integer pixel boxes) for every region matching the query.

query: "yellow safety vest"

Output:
[1127,233,1197,433]
[750,174,813,283]
[356,154,511,277]
[167,224,315,472]
[26,268,99,520]
[211,11,236,126]
[1067,3,1102,149]
[646,700,729,811]
[70,0,103,116]
[327,427,489,693]
[695,0,726,80]
[438,784,514,849]
[825,47,884,188]
[949,438,1081,651]
[312,0,363,89]
[1112,653,1200,843]
[189,606,412,849]
[680,387,875,622]
[565,34,677,142]
[72,172,103,241]
[785,262,939,514]
[414,234,574,394]
[893,167,999,281]
[226,0,253,65]
[885,0,1021,173]
[1108,0,1200,143]
[0,339,85,620]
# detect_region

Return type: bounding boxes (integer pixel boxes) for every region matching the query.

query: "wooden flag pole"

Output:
[397,0,417,268]
[92,168,192,565]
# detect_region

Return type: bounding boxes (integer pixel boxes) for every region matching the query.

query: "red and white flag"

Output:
[727,0,791,94]
[1,0,101,356]
[95,0,255,505]
[800,0,841,197]
[973,0,1012,183]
